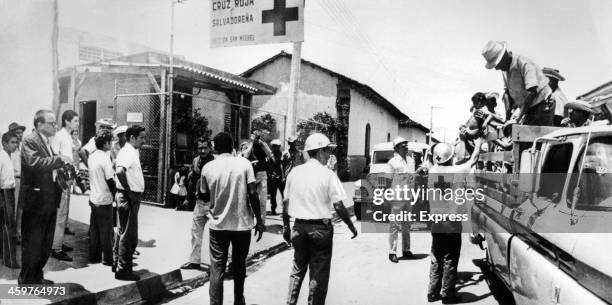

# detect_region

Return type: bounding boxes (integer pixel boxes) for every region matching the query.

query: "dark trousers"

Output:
[428,233,462,297]
[287,221,333,305]
[18,210,57,284]
[113,191,140,272]
[269,178,285,213]
[1,189,19,267]
[209,229,251,305]
[89,202,113,264]
[523,100,555,126]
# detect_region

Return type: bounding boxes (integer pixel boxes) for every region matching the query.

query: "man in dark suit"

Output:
[18,110,72,284]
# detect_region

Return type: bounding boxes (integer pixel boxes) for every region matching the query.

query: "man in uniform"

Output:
[181,138,215,270]
[387,136,415,263]
[427,138,483,303]
[561,100,596,128]
[283,133,358,305]
[543,67,569,126]
[482,41,554,126]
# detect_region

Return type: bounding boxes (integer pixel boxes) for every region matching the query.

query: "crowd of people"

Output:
[0,107,357,305]
[455,40,601,161]
[0,40,607,304]
[0,109,146,283]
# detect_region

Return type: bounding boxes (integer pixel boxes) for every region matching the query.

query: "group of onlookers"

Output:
[0,109,146,283]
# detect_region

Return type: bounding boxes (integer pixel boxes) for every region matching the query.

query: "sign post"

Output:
[210,0,304,139]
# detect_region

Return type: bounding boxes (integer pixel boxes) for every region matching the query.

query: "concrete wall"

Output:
[247,57,338,141]
[347,89,399,156]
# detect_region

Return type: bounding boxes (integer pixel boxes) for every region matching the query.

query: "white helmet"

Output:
[304,133,335,151]
[270,139,282,146]
[432,142,455,165]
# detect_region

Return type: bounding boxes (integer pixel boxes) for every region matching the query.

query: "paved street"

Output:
[161,222,508,305]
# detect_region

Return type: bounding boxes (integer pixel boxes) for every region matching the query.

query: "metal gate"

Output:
[114,75,165,204]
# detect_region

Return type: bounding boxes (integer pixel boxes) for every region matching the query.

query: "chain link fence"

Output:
[114,76,165,203]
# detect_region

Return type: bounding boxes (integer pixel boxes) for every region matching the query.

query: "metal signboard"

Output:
[210,0,304,48]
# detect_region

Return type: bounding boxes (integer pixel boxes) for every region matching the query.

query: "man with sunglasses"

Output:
[19,110,72,284]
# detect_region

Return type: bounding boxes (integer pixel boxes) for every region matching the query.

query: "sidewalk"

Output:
[0,182,355,305]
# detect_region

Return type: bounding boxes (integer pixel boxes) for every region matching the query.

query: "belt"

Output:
[295,218,331,225]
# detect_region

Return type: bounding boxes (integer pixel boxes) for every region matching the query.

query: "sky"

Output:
[57,0,612,142]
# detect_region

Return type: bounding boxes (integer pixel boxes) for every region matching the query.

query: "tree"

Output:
[296,112,341,144]
[175,108,211,144]
[251,113,277,142]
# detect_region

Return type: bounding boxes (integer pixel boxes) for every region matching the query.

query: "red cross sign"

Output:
[210,0,304,48]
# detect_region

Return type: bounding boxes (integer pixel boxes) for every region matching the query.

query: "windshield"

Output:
[567,136,612,210]
[373,150,394,164]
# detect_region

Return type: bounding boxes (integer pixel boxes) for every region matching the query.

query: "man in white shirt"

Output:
[387,137,416,263]
[50,110,79,262]
[88,129,116,267]
[1,131,20,268]
[8,122,25,242]
[201,132,264,305]
[283,133,357,305]
[114,125,146,281]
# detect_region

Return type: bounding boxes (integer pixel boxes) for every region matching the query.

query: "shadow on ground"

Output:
[472,258,516,305]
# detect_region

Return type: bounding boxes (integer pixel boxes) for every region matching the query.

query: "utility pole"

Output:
[429,106,443,144]
[286,42,302,139]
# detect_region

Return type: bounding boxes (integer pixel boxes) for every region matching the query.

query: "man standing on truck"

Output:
[482,41,554,126]
[427,138,483,303]
[543,67,569,126]
[387,136,415,263]
[560,100,596,128]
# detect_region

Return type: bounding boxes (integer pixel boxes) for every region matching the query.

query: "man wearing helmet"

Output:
[283,133,357,305]
[387,136,415,263]
[426,138,483,303]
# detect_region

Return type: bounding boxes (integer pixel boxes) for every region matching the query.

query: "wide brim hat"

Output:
[542,67,566,81]
[565,100,595,114]
[482,40,507,69]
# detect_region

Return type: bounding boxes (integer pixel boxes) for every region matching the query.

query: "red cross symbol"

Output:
[262,0,299,36]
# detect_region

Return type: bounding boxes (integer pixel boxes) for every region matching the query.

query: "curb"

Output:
[47,241,290,305]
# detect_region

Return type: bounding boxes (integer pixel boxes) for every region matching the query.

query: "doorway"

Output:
[80,100,96,143]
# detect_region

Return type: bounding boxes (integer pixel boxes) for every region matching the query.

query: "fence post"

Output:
[158,70,167,204]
